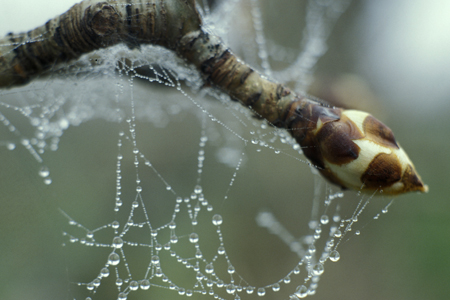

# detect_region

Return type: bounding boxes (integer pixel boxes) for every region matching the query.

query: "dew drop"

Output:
[272,283,280,292]
[140,279,150,290]
[329,250,340,262]
[205,263,214,274]
[112,221,120,229]
[6,142,15,150]
[195,249,202,259]
[116,278,123,286]
[334,229,342,238]
[108,253,120,265]
[112,237,123,248]
[100,267,110,277]
[118,292,127,300]
[320,215,329,225]
[129,280,139,291]
[333,214,341,222]
[194,185,203,194]
[212,214,223,226]
[312,263,324,276]
[170,235,178,243]
[226,284,236,294]
[257,288,266,296]
[295,285,308,298]
[151,255,160,265]
[43,177,52,185]
[227,265,235,274]
[38,166,50,177]
[284,276,291,284]
[169,221,176,229]
[218,246,225,255]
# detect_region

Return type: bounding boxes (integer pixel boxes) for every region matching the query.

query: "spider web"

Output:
[0,1,403,300]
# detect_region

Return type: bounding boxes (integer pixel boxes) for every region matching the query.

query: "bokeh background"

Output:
[1,0,449,300]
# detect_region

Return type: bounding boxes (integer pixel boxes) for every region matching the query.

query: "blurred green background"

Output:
[1,0,449,300]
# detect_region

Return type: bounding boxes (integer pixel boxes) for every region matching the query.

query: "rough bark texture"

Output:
[0,0,201,87]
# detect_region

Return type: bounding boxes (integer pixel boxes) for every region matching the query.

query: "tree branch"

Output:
[0,0,428,195]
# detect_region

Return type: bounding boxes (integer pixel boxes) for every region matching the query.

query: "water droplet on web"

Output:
[205,263,214,274]
[329,250,340,262]
[226,284,236,294]
[284,276,291,284]
[118,292,127,300]
[312,263,324,276]
[136,186,142,193]
[116,278,123,287]
[189,233,199,243]
[334,229,342,238]
[108,253,120,265]
[212,214,223,226]
[355,230,361,235]
[86,231,94,239]
[151,255,160,265]
[112,221,120,229]
[170,235,178,243]
[218,246,225,255]
[43,177,52,185]
[272,283,280,292]
[227,265,235,274]
[320,215,329,224]
[100,267,109,277]
[6,142,15,150]
[333,214,341,222]
[178,287,186,295]
[112,237,123,248]
[295,285,308,298]
[129,280,139,291]
[257,287,266,296]
[169,221,176,229]
[194,185,202,194]
[140,279,150,290]
[132,200,139,208]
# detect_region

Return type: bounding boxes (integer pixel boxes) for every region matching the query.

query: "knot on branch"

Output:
[87,3,121,36]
